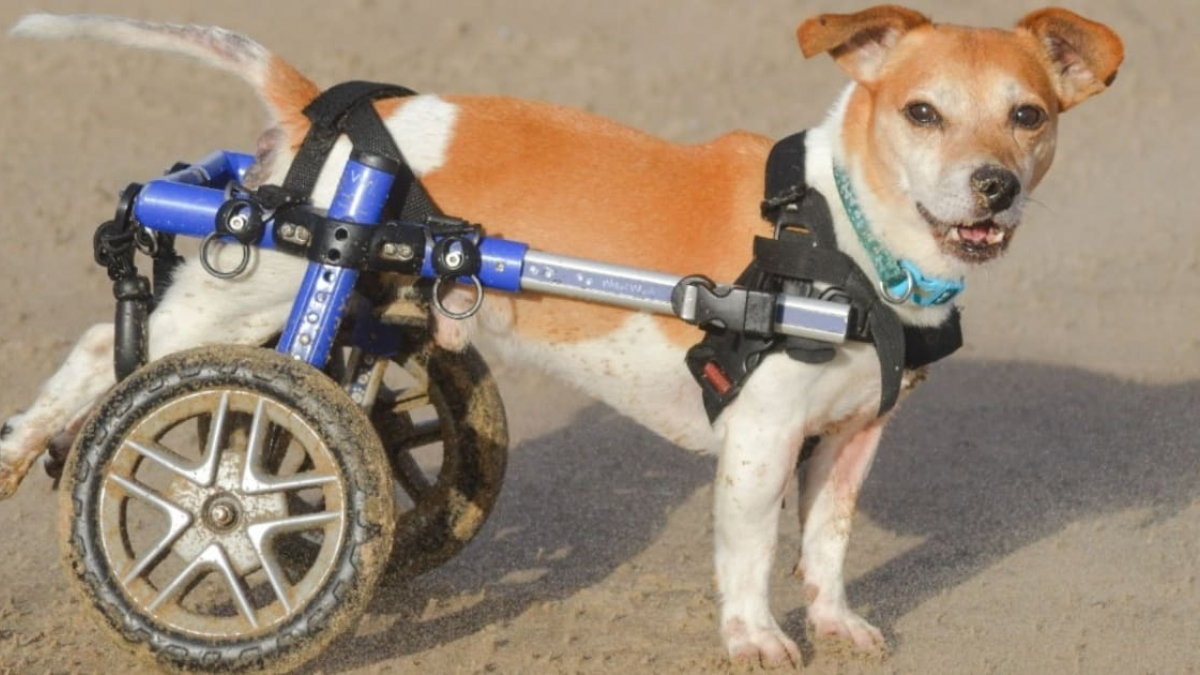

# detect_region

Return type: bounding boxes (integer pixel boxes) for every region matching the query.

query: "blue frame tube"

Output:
[276,153,398,366]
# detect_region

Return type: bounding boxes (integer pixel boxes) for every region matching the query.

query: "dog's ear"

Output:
[797,5,930,83]
[1017,8,1124,111]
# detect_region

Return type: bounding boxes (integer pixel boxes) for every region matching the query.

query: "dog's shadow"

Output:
[308,360,1200,670]
[785,359,1200,649]
[305,398,714,672]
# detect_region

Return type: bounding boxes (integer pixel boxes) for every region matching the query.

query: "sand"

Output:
[0,1,1196,673]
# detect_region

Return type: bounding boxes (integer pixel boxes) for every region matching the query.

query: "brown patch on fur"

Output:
[263,56,319,144]
[419,96,772,345]
[797,6,931,60]
[1016,8,1124,110]
[803,583,820,604]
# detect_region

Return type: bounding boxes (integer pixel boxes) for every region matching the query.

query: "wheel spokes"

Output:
[147,543,259,631]
[246,511,341,614]
[107,473,193,585]
[241,397,337,495]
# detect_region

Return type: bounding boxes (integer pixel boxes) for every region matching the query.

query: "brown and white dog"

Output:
[3,6,1121,666]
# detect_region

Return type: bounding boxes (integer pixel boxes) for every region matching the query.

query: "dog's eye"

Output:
[904,102,942,127]
[1012,104,1047,130]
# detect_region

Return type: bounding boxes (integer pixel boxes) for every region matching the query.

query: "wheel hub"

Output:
[203,495,241,532]
[167,450,287,575]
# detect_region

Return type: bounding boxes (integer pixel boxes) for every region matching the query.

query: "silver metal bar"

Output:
[519,250,850,344]
[521,250,680,314]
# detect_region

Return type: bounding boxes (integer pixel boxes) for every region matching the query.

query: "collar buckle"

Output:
[897,259,963,307]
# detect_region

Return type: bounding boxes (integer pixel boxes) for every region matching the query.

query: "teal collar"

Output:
[832,163,964,307]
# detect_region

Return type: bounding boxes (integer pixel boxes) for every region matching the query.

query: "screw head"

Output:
[209,503,236,528]
[227,214,248,233]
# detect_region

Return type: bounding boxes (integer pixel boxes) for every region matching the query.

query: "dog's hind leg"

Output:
[0,323,120,497]
[0,250,302,498]
[794,420,887,652]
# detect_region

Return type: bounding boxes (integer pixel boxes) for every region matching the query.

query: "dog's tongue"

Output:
[958,224,992,243]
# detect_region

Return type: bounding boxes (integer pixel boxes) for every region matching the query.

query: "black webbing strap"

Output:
[687,131,961,422]
[279,81,440,223]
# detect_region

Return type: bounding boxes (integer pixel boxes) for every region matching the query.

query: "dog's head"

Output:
[799,6,1123,267]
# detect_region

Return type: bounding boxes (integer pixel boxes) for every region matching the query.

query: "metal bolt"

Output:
[444,250,464,269]
[495,262,506,273]
[227,213,248,233]
[295,227,311,244]
[299,334,312,346]
[209,503,235,528]
[382,243,398,257]
[280,223,296,238]
[397,244,414,260]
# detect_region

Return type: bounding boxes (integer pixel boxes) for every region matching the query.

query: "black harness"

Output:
[685,132,963,422]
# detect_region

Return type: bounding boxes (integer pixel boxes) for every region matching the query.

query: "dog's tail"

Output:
[10,14,318,132]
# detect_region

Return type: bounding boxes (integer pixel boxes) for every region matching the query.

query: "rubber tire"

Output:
[59,345,396,674]
[371,324,508,579]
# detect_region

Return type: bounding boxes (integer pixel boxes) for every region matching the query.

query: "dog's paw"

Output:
[806,604,885,654]
[0,417,38,499]
[0,458,32,500]
[722,617,802,668]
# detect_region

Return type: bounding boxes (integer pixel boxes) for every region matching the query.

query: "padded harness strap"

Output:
[280,81,440,222]
[686,132,962,422]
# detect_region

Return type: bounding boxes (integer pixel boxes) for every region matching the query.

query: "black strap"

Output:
[282,81,414,194]
[276,81,441,224]
[687,131,962,422]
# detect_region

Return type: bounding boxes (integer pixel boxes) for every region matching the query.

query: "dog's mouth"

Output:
[917,203,1014,263]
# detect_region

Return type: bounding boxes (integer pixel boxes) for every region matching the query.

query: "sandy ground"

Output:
[0,0,1197,673]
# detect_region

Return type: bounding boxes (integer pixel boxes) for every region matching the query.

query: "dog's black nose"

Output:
[971,166,1021,213]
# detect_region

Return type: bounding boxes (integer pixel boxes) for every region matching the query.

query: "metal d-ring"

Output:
[431,275,485,320]
[880,267,915,305]
[199,232,251,280]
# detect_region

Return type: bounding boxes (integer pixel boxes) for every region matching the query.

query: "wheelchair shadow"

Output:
[306,397,715,672]
[307,360,1200,670]
[783,360,1200,649]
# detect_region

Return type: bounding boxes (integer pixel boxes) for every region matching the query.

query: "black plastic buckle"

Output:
[671,275,775,338]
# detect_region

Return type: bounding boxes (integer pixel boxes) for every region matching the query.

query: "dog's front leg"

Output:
[795,420,887,652]
[713,363,813,667]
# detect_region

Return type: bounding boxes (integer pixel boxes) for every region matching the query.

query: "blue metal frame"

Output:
[126,148,852,377]
[276,153,397,366]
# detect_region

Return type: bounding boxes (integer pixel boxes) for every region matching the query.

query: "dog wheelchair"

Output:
[54,84,855,672]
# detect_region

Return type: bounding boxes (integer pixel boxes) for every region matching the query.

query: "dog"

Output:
[3,6,1121,666]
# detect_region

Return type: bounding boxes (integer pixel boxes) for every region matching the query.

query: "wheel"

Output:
[336,321,508,579]
[59,345,396,673]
